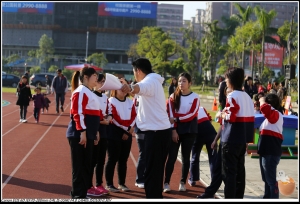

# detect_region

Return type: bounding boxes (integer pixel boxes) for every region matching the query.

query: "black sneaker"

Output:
[61,106,64,112]
[197,193,214,199]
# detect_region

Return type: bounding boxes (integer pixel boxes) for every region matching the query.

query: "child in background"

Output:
[32,87,45,123]
[257,93,283,199]
[42,93,51,114]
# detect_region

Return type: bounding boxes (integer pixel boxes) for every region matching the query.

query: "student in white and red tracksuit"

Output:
[258,93,283,199]
[87,73,110,196]
[216,67,255,198]
[188,106,217,186]
[66,67,100,199]
[105,79,137,193]
[164,72,200,192]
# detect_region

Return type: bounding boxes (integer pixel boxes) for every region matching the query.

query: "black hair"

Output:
[97,73,105,82]
[57,69,62,73]
[265,93,283,114]
[173,72,192,111]
[71,67,97,92]
[225,67,244,90]
[132,58,153,75]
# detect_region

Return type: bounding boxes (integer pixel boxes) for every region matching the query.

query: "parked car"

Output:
[2,74,21,88]
[30,73,55,87]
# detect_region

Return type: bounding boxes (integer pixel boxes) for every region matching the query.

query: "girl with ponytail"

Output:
[164,72,200,192]
[66,67,101,199]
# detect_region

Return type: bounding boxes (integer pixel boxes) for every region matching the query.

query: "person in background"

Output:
[66,67,100,199]
[168,77,178,97]
[188,106,217,187]
[105,78,136,193]
[16,75,32,123]
[215,67,255,198]
[120,58,172,198]
[196,86,233,199]
[51,69,68,114]
[218,78,227,110]
[32,87,45,123]
[257,94,283,199]
[45,75,52,94]
[24,70,30,82]
[42,93,51,114]
[244,76,258,100]
[164,72,199,192]
[87,73,110,196]
[267,81,272,92]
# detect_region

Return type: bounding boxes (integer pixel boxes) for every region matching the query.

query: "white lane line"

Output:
[2,104,70,189]
[3,109,19,117]
[2,115,34,137]
[130,151,137,167]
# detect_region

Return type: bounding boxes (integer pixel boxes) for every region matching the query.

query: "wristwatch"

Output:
[174,118,177,122]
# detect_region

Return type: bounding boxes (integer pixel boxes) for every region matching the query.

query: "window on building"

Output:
[106,54,120,63]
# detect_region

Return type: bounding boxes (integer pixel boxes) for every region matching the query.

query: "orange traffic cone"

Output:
[284,109,289,115]
[212,97,218,111]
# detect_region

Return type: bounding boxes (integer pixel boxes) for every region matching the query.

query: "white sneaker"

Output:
[179,182,186,191]
[22,119,27,123]
[135,183,144,189]
[19,119,23,122]
[163,183,171,193]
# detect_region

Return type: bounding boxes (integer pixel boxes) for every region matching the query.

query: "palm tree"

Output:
[230,3,253,69]
[254,6,277,78]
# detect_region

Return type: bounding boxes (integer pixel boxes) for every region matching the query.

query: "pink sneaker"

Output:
[96,185,109,195]
[87,186,102,196]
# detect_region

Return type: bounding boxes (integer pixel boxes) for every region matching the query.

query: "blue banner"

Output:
[98,2,157,19]
[2,2,53,14]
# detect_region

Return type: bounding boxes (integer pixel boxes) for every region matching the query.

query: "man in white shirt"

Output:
[121,58,172,198]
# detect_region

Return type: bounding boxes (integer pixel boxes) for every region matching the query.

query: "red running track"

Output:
[2,91,209,200]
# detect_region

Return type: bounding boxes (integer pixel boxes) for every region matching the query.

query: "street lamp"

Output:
[25,62,27,73]
[85,31,89,63]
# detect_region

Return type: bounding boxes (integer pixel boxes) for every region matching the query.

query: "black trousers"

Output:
[19,105,28,119]
[205,143,223,196]
[89,138,108,187]
[144,128,172,199]
[164,133,196,184]
[33,108,41,121]
[55,93,65,112]
[105,137,132,186]
[68,137,94,199]
[221,142,246,199]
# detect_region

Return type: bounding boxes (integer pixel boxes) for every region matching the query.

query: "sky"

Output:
[157,1,207,20]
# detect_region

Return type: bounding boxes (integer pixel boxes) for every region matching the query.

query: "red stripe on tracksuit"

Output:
[167,94,199,128]
[71,92,89,131]
[108,98,137,131]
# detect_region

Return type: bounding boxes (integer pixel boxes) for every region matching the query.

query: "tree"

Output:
[48,65,59,73]
[87,52,108,68]
[126,43,142,61]
[200,20,224,85]
[36,34,55,70]
[62,69,73,81]
[181,25,201,79]
[230,3,253,69]
[135,27,180,77]
[30,66,41,74]
[170,57,185,77]
[254,6,277,78]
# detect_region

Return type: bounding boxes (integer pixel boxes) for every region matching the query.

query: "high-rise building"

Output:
[2,2,157,74]
[157,3,183,45]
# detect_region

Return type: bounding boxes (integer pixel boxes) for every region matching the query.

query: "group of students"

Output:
[66,58,284,199]
[16,75,51,123]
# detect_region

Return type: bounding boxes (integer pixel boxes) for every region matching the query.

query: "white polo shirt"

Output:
[136,73,171,131]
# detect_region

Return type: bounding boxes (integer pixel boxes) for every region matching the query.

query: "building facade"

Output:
[2,2,157,75]
[157,3,183,45]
